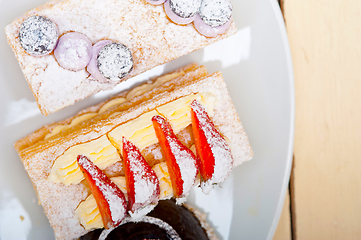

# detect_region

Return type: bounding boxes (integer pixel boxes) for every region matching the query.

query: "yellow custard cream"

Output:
[45,113,98,139]
[108,110,159,151]
[75,177,127,230]
[62,93,214,230]
[108,92,215,153]
[98,98,127,114]
[44,71,185,139]
[75,162,172,230]
[48,93,215,186]
[48,136,121,185]
[152,162,174,199]
[157,92,215,134]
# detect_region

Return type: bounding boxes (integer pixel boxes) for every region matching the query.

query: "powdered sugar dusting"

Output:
[151,147,163,160]
[87,40,112,83]
[200,0,233,27]
[131,155,158,204]
[19,15,58,56]
[128,204,157,220]
[167,136,197,197]
[38,179,88,239]
[5,0,237,114]
[164,0,197,25]
[97,42,133,82]
[191,100,233,194]
[194,13,232,37]
[152,115,198,198]
[54,32,92,71]
[125,142,159,209]
[169,0,202,18]
[78,155,126,226]
[16,71,252,239]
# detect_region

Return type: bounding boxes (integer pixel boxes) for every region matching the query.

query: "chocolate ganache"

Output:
[80,200,211,240]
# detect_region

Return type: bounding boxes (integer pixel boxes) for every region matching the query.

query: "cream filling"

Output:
[71,92,216,230]
[45,113,98,139]
[48,92,216,186]
[44,71,185,139]
[108,92,216,154]
[98,98,127,114]
[75,162,173,230]
[48,135,121,185]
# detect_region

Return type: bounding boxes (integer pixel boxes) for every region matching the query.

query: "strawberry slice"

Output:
[77,155,127,229]
[122,137,160,213]
[190,100,234,193]
[152,115,198,198]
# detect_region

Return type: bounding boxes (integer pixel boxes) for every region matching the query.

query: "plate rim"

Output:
[0,0,296,239]
[266,0,295,239]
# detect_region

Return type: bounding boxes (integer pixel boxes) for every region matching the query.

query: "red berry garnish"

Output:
[77,155,127,229]
[152,115,198,198]
[190,100,233,193]
[122,137,160,213]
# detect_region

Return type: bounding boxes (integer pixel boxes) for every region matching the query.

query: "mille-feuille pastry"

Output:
[15,64,253,239]
[5,0,236,115]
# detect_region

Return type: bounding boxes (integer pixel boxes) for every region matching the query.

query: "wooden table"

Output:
[273,0,361,239]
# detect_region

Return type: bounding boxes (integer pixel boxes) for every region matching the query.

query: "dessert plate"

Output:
[0,0,294,239]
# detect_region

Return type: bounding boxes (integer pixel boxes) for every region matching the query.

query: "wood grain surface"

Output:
[273,189,292,240]
[274,0,361,239]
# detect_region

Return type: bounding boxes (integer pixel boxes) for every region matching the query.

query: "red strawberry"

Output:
[122,137,160,213]
[77,155,127,229]
[190,100,233,193]
[152,115,198,198]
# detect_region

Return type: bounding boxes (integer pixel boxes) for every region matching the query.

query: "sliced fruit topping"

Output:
[193,13,232,37]
[164,0,201,25]
[19,16,59,56]
[87,40,112,83]
[77,155,127,229]
[54,32,92,71]
[122,137,160,214]
[193,0,233,37]
[169,0,201,19]
[190,99,233,194]
[152,115,198,199]
[97,42,133,82]
[199,0,233,28]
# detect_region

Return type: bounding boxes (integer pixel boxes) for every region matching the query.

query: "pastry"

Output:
[5,0,237,115]
[15,64,253,239]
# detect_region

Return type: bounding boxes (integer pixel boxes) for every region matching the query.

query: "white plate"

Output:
[0,0,294,239]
